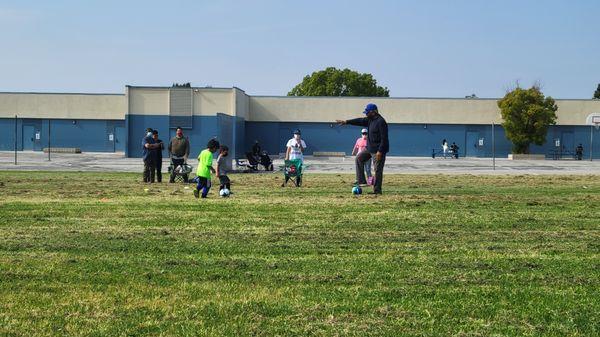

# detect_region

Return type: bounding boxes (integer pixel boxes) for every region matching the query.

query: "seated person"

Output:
[450,142,459,159]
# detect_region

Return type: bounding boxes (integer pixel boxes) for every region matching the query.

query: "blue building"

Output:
[1,86,600,159]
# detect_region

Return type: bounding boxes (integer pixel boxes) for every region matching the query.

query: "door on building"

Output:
[465,131,480,157]
[22,125,35,150]
[561,132,574,155]
[106,124,116,152]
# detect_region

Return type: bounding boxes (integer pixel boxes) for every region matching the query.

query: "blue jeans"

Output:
[194,176,211,198]
[364,157,372,177]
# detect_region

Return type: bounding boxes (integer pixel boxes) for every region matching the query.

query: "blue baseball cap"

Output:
[363,103,378,115]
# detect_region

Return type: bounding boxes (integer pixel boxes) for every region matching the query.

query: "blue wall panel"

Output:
[244,122,600,158]
[4,116,600,159]
[0,118,21,151]
[246,122,473,156]
[127,115,220,158]
[217,114,234,153]
[234,116,245,160]
[46,119,125,152]
[244,122,281,155]
[1,118,125,152]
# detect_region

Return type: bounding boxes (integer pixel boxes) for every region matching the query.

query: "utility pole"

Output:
[492,122,495,170]
[48,120,51,161]
[14,115,17,165]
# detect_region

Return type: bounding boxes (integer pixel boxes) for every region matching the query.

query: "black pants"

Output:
[170,158,187,183]
[143,159,156,183]
[356,152,386,194]
[219,175,231,190]
[154,158,162,182]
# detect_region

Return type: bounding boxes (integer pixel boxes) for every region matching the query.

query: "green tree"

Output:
[497,86,558,154]
[594,83,600,99]
[288,67,389,97]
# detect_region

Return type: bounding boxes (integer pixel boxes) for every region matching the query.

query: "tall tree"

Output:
[288,67,389,97]
[497,85,558,154]
[594,83,600,99]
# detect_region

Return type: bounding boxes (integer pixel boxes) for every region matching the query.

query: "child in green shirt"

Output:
[193,139,220,198]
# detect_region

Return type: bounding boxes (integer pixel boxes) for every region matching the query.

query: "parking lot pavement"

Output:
[1,151,599,175]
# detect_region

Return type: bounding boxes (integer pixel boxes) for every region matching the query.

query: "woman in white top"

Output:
[442,139,448,158]
[285,129,307,162]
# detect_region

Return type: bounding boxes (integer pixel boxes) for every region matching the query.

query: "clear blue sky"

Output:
[1,0,599,98]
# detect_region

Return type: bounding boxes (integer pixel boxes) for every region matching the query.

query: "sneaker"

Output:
[193,189,199,198]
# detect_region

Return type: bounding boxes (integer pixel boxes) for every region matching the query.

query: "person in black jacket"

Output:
[151,130,165,182]
[336,103,389,194]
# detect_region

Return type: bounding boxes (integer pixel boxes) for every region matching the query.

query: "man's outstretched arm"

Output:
[335,117,369,127]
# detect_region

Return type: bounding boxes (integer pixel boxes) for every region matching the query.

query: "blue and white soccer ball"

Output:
[352,185,362,195]
[219,188,231,197]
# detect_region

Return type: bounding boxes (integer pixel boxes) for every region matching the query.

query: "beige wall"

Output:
[555,100,600,125]
[234,88,249,120]
[127,87,235,116]
[127,87,169,116]
[249,96,600,125]
[0,93,125,120]
[5,87,598,125]
[193,88,233,116]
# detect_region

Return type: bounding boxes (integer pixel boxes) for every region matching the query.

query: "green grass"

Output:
[0,171,599,336]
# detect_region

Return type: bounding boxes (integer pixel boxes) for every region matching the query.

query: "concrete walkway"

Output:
[1,151,599,175]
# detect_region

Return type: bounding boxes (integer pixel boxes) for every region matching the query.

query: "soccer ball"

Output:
[219,188,231,197]
[352,186,362,195]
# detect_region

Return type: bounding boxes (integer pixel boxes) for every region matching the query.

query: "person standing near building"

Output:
[336,103,389,194]
[168,127,190,183]
[351,128,373,185]
[142,128,160,183]
[576,144,584,160]
[285,129,306,163]
[151,130,164,183]
[442,139,449,158]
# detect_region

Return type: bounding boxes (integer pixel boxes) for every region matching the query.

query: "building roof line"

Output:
[0,91,124,96]
[126,85,234,91]
[250,95,600,101]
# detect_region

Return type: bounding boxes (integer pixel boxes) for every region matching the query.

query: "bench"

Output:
[43,147,82,154]
[312,151,346,157]
[546,150,580,160]
[432,149,459,159]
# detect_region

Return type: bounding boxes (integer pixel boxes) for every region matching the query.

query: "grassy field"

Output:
[0,171,598,336]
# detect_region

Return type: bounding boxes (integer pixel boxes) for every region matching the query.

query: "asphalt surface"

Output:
[1,151,599,175]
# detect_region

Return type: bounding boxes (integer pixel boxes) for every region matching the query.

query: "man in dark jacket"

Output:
[151,130,165,182]
[142,128,160,183]
[336,103,389,194]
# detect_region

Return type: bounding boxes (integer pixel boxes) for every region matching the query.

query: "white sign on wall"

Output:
[108,134,114,141]
[555,139,560,147]
[478,138,484,146]
[35,132,40,140]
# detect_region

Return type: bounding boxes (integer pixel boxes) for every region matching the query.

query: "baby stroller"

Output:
[168,161,193,183]
[281,159,303,187]
[259,151,274,171]
[237,151,274,171]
